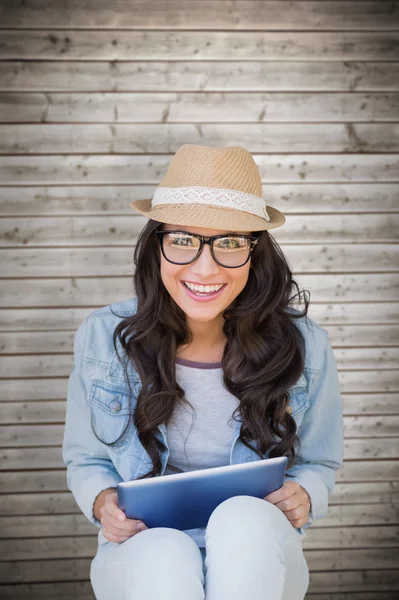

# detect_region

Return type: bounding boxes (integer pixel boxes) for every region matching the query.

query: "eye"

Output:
[216,236,248,249]
[167,233,197,247]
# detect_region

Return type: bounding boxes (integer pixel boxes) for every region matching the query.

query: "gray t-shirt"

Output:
[164,356,240,547]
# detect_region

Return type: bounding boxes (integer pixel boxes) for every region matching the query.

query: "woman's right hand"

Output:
[100,491,148,543]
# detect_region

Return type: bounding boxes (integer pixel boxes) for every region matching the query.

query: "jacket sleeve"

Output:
[62,317,123,528]
[284,331,344,533]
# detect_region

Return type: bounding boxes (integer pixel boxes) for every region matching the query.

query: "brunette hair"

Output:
[102,219,310,478]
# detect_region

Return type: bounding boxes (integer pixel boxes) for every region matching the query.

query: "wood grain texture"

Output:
[2,61,398,93]
[1,154,397,184]
[0,274,397,307]
[1,1,398,30]
[1,214,398,247]
[1,92,398,123]
[0,303,398,331]
[1,30,399,61]
[2,123,399,154]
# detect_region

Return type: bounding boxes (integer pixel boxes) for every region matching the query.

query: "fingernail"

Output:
[117,514,125,522]
[137,523,145,530]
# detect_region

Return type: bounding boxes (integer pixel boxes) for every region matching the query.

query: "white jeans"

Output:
[90,495,310,600]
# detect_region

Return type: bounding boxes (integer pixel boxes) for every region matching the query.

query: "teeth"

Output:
[184,282,224,293]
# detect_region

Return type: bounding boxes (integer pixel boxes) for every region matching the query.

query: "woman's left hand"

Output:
[263,480,311,529]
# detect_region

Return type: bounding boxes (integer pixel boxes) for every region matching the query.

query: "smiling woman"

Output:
[62,144,344,600]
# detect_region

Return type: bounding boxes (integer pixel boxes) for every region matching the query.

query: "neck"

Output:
[178,315,227,359]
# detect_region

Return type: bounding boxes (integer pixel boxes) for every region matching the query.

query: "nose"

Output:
[190,242,220,276]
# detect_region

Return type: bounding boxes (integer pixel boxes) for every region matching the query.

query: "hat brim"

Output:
[129,199,285,232]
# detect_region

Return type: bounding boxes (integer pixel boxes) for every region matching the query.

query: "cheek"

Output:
[230,265,251,291]
[160,258,183,292]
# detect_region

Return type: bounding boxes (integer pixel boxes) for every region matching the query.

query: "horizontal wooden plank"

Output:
[309,568,399,595]
[1,574,399,599]
[344,416,399,437]
[2,482,399,516]
[2,525,399,562]
[1,92,399,124]
[1,31,398,61]
[2,391,399,428]
[2,123,399,154]
[2,326,399,355]
[0,355,72,378]
[1,416,398,447]
[344,438,399,460]
[1,155,398,185]
[3,245,399,277]
[1,1,397,30]
[2,214,399,248]
[1,347,398,379]
[0,447,65,470]
[1,61,398,93]
[0,557,92,583]
[1,503,398,539]
[0,401,66,424]
[343,394,399,415]
[1,184,398,216]
[0,470,67,493]
[340,370,399,394]
[333,348,399,369]
[0,274,397,308]
[1,369,398,400]
[0,581,94,599]
[1,303,398,331]
[1,347,399,379]
[1,422,398,457]
[1,461,399,494]
[0,460,396,495]
[2,433,399,472]
[2,535,97,561]
[0,549,398,583]
[2,393,399,428]
[0,492,79,516]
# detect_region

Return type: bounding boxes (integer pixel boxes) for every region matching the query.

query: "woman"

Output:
[62,144,344,600]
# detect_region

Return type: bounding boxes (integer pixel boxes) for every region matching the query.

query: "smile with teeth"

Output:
[182,281,226,295]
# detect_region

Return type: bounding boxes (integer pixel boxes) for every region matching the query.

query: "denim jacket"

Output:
[62,296,344,541]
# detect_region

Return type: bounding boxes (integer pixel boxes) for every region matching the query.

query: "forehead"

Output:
[160,223,250,236]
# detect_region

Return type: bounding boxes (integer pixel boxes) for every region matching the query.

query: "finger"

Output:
[264,481,296,503]
[101,515,142,536]
[284,504,307,522]
[101,505,141,529]
[102,529,133,543]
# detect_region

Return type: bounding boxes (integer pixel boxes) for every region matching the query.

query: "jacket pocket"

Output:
[89,379,134,448]
[288,373,310,429]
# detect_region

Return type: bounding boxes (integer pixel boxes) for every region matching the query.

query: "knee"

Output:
[206,495,283,539]
[130,526,199,554]
[209,495,278,524]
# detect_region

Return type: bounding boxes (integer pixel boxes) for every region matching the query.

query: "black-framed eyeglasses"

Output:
[155,229,259,268]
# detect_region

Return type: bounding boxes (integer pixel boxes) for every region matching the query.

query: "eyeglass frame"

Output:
[155,229,259,269]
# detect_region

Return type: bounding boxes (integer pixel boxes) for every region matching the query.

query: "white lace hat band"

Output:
[151,186,271,222]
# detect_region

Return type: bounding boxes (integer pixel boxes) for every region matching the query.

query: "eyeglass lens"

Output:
[161,232,252,267]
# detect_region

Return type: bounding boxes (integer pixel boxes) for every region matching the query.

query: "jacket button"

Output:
[110,398,121,412]
[287,406,293,414]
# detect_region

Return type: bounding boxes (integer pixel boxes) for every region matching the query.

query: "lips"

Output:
[182,281,225,293]
[180,280,227,302]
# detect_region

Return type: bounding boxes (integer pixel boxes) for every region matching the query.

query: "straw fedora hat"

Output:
[129,144,286,232]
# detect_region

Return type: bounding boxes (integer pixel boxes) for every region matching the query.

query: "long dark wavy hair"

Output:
[102,219,310,479]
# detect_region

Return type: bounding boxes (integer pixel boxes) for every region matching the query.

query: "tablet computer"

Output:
[117,456,288,530]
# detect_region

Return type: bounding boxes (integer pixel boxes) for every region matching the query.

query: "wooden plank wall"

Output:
[0,1,398,598]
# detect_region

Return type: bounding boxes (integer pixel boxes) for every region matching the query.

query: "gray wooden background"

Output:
[0,1,398,598]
